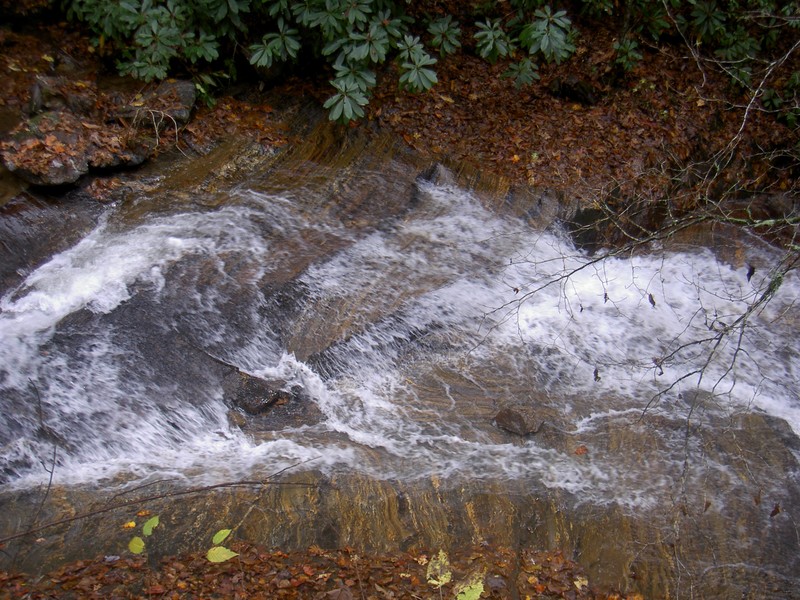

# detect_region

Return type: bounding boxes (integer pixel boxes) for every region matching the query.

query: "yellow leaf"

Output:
[426,550,452,588]
[128,536,145,554]
[122,521,137,529]
[574,576,589,590]
[41,54,54,63]
[207,546,239,563]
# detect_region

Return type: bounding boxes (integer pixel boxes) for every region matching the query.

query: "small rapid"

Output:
[1,176,798,515]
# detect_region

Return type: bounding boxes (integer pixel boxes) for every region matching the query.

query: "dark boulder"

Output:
[494,406,545,436]
[28,75,97,116]
[1,111,90,185]
[230,373,295,416]
[223,371,324,431]
[113,80,197,129]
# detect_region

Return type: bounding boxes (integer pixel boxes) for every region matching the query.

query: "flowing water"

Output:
[1,127,799,597]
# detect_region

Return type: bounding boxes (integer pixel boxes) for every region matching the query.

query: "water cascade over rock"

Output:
[1,118,799,598]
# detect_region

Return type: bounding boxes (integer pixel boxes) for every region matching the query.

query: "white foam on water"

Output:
[499,240,800,427]
[0,194,329,385]
[0,180,797,511]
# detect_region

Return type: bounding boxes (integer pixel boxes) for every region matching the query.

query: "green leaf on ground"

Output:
[207,546,239,563]
[142,515,160,536]
[212,528,232,544]
[128,536,145,554]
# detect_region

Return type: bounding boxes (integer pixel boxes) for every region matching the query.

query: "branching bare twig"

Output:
[0,459,320,546]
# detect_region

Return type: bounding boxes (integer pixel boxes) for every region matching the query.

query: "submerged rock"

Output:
[494,405,545,436]
[230,374,295,415]
[223,371,324,431]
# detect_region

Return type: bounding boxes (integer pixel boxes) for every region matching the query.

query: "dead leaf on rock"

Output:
[325,586,354,599]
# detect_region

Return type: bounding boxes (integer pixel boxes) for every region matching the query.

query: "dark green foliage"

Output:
[502,57,540,88]
[332,62,376,93]
[398,50,437,92]
[395,34,437,92]
[689,0,727,42]
[61,0,800,124]
[65,0,246,81]
[474,18,514,63]
[518,6,575,64]
[249,17,300,68]
[428,15,461,57]
[761,87,782,110]
[614,37,643,72]
[322,79,368,123]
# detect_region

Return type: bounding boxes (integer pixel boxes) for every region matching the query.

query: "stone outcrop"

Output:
[0,76,196,186]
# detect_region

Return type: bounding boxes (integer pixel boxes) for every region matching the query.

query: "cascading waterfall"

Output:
[1,177,798,516]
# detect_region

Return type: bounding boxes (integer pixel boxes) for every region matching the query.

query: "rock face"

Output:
[0,76,196,186]
[2,114,799,600]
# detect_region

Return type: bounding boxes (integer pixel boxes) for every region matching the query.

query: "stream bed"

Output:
[1,122,799,598]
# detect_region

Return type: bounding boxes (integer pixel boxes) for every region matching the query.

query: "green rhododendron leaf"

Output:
[128,536,145,554]
[207,546,239,563]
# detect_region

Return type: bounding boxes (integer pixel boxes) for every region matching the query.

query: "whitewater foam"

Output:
[0,180,797,511]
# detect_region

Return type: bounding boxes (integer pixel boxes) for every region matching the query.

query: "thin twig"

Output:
[0,459,320,545]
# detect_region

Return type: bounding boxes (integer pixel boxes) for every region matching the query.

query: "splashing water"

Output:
[1,179,798,511]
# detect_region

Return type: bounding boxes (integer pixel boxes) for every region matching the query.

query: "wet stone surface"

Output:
[0,117,799,600]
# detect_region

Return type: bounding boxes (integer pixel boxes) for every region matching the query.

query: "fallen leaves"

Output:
[0,543,645,600]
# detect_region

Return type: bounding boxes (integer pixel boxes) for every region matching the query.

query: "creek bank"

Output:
[0,77,196,186]
[0,541,612,600]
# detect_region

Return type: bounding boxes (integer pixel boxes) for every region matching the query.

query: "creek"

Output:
[1,120,799,598]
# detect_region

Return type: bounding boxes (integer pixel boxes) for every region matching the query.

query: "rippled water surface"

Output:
[1,136,799,597]
[2,173,798,495]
